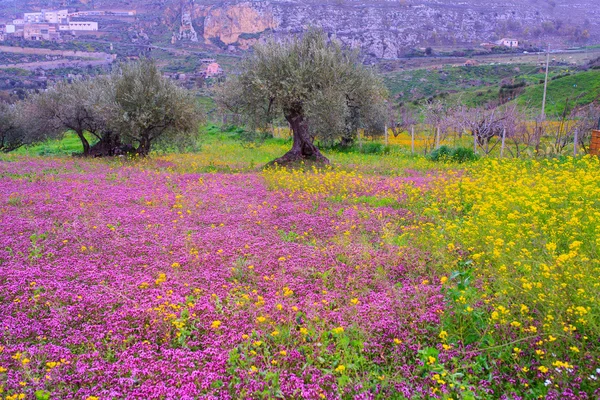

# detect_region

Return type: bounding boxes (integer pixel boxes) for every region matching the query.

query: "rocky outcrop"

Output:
[186,0,600,58]
[202,2,277,45]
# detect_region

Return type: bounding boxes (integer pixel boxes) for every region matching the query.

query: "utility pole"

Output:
[541,45,551,121]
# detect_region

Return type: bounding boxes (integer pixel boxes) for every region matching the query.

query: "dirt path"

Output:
[0,45,116,70]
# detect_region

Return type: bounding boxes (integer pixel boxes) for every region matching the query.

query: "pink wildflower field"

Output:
[0,159,446,399]
[1,157,598,399]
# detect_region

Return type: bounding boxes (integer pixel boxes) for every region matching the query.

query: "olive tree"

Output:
[110,59,201,156]
[218,29,387,165]
[29,78,111,156]
[0,102,26,153]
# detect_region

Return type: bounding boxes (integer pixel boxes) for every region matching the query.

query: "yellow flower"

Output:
[335,364,346,373]
[211,320,221,329]
[276,303,283,311]
[331,326,344,334]
[427,356,436,365]
[545,242,557,252]
[252,341,263,347]
[440,276,448,284]
[0,366,7,373]
[300,327,308,335]
[256,316,267,323]
[171,262,180,268]
[350,298,359,305]
[439,330,448,341]
[569,346,580,353]
[538,366,549,373]
[86,397,99,400]
[21,358,30,365]
[242,334,249,340]
[393,338,402,345]
[271,330,280,336]
[279,350,287,356]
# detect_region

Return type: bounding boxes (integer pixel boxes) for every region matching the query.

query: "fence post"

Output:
[384,124,388,146]
[435,126,440,148]
[411,126,415,154]
[500,128,506,158]
[358,128,362,151]
[574,128,578,157]
[473,131,477,154]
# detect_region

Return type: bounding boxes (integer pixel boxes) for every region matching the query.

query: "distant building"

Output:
[497,38,519,48]
[24,10,68,24]
[68,10,136,18]
[464,59,479,67]
[59,22,99,32]
[4,8,99,41]
[23,12,44,24]
[24,23,59,41]
[204,62,223,77]
[480,42,496,50]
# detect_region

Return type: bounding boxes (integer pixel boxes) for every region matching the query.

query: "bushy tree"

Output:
[26,59,202,157]
[30,78,110,156]
[0,102,26,153]
[218,29,388,165]
[110,59,201,156]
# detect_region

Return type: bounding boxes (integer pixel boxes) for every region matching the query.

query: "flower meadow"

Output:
[0,154,599,399]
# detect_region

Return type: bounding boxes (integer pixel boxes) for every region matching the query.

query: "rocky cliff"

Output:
[2,0,599,59]
[186,0,599,58]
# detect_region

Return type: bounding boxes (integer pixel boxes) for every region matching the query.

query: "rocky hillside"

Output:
[2,0,600,58]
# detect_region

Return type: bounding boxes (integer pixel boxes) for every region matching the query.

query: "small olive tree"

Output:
[218,29,387,165]
[110,59,201,156]
[0,102,26,153]
[29,78,110,156]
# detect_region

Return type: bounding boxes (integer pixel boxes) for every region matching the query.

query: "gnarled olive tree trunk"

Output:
[269,107,329,166]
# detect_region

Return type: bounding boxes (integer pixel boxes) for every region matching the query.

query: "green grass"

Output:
[517,70,600,116]
[383,64,568,104]
[14,132,93,157]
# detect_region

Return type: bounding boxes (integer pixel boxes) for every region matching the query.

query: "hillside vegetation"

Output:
[518,69,600,116]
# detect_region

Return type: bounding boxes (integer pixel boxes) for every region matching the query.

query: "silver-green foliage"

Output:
[219,29,388,146]
[110,59,202,155]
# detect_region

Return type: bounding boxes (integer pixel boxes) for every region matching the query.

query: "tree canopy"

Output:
[21,59,201,157]
[218,29,388,165]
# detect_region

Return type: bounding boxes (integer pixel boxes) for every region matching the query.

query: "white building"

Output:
[497,38,519,48]
[42,10,69,24]
[23,12,43,23]
[24,10,69,24]
[12,19,24,25]
[59,21,99,32]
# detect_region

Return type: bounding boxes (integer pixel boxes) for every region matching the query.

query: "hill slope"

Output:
[518,69,600,116]
[1,0,599,59]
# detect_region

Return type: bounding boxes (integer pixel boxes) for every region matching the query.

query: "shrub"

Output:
[359,142,390,154]
[428,145,479,163]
